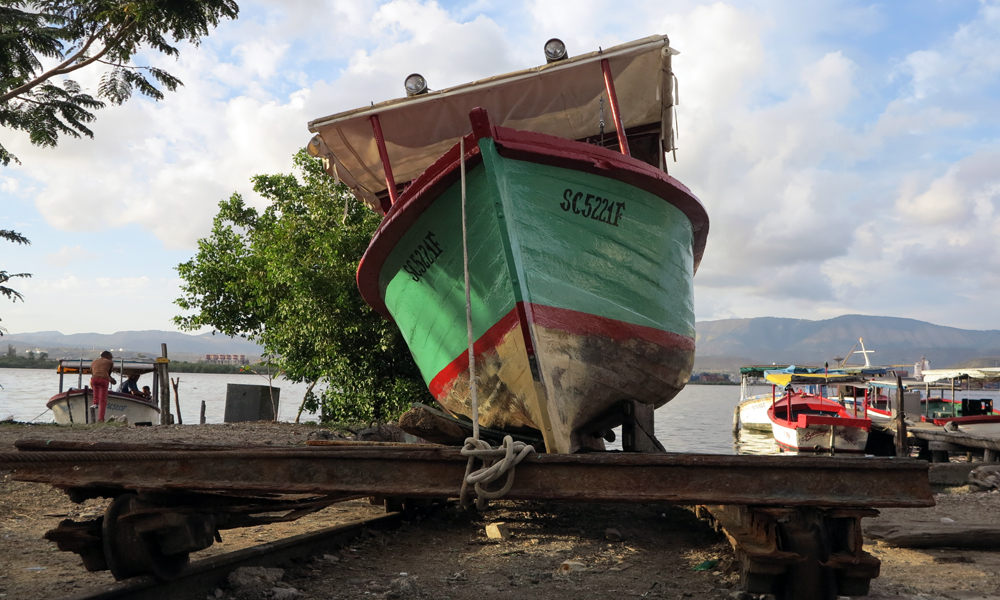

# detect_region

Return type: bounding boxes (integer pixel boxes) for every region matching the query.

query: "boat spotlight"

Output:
[404,73,428,96]
[307,134,323,157]
[544,38,568,63]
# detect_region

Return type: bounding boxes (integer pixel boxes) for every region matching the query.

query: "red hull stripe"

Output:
[428,308,521,399]
[526,303,695,353]
[427,302,695,399]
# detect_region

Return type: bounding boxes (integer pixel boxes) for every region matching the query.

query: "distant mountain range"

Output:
[694,314,1000,373]
[2,330,261,362]
[5,314,999,372]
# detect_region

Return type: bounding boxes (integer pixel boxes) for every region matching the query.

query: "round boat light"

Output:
[307,134,323,157]
[404,73,428,96]
[544,38,568,63]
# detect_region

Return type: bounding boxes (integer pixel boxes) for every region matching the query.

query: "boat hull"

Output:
[770,418,869,453]
[737,393,777,431]
[767,396,871,453]
[358,123,708,453]
[47,390,160,425]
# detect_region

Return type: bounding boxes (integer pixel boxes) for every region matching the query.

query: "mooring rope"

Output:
[457,136,534,509]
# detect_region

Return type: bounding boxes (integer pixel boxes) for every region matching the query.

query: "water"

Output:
[0,368,774,455]
[0,368,322,424]
[605,384,779,455]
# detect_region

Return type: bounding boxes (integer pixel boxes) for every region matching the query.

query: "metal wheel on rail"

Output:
[102,493,190,581]
[776,509,836,600]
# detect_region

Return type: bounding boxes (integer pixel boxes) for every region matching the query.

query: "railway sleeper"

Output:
[698,504,880,599]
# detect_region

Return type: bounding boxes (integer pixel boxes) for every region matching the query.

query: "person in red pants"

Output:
[90,351,116,422]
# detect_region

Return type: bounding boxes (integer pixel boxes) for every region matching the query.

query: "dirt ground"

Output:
[1,422,999,600]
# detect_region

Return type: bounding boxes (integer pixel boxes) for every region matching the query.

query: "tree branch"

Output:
[0,19,134,104]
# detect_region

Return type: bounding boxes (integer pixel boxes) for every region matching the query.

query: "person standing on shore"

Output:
[90,351,116,422]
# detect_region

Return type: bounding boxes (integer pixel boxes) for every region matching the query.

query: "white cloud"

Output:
[44,245,98,267]
[6,0,1000,333]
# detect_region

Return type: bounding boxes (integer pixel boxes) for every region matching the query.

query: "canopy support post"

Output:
[600,58,630,157]
[370,115,399,206]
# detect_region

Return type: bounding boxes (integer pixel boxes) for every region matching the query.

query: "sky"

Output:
[2,0,1000,335]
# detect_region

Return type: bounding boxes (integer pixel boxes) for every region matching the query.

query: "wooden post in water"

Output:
[895,374,908,458]
[200,400,207,425]
[158,344,171,425]
[171,377,183,425]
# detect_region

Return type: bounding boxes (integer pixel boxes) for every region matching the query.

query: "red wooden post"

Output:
[370,115,399,206]
[600,58,631,157]
[785,388,795,425]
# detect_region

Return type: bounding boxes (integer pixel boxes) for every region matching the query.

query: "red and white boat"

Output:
[767,390,871,453]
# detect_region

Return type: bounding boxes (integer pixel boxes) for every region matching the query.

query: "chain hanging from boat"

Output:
[599,96,605,146]
[457,135,535,509]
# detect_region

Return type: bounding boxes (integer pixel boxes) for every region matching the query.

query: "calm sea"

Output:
[0,368,774,455]
[0,368,322,424]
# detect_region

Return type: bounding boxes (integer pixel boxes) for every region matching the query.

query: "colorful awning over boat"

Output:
[920,368,1000,383]
[739,365,791,376]
[307,35,677,209]
[764,365,867,386]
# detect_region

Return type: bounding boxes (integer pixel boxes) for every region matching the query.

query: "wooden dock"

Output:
[875,419,1000,462]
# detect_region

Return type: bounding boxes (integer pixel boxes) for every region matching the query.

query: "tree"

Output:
[175,150,433,423]
[0,0,239,166]
[0,229,31,336]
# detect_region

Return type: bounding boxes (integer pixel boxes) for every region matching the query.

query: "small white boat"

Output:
[47,389,160,425]
[46,359,161,425]
[734,366,789,432]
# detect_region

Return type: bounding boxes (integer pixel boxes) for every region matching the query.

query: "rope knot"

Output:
[460,435,535,509]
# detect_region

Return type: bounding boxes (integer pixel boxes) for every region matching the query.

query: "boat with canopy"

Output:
[306,35,708,453]
[762,366,872,453]
[47,358,160,425]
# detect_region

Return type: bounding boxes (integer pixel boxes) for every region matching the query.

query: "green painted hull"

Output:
[364,132,706,452]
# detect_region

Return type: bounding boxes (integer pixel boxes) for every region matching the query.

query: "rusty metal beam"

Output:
[0,443,933,508]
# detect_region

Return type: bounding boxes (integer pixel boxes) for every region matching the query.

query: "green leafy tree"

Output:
[0,0,239,166]
[175,150,432,423]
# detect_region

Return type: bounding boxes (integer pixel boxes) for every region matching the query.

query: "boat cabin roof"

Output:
[57,358,158,378]
[740,365,791,376]
[307,35,678,211]
[764,365,868,386]
[920,367,1000,383]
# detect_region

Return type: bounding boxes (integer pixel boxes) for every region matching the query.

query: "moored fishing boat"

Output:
[47,359,160,425]
[307,36,708,453]
[916,368,1000,425]
[735,365,789,432]
[763,366,872,453]
[767,391,871,453]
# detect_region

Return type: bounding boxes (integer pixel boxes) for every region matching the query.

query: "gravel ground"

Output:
[1,422,1000,600]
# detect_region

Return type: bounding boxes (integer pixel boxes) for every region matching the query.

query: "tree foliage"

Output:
[0,0,239,166]
[175,150,432,423]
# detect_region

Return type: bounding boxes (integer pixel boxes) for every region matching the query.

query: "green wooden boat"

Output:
[307,35,709,453]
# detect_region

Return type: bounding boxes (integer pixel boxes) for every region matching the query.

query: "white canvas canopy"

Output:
[920,368,1000,383]
[307,35,678,211]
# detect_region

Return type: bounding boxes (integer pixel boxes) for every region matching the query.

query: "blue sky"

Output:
[3,0,1000,334]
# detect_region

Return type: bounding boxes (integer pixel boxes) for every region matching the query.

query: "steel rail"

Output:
[60,511,404,600]
[0,443,934,507]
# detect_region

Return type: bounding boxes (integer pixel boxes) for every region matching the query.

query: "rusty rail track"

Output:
[61,511,405,600]
[1,439,935,599]
[0,440,933,507]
